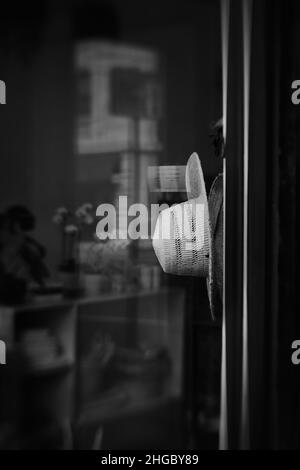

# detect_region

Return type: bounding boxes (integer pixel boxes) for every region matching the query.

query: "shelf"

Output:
[77,288,171,305]
[10,288,173,314]
[1,286,185,449]
[10,298,74,314]
[23,357,74,378]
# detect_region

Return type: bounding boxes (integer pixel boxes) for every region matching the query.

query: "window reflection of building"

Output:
[75,42,163,214]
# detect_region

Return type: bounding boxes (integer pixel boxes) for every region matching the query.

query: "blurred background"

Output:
[0,0,223,449]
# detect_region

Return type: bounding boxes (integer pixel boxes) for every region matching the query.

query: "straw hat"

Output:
[150,152,223,319]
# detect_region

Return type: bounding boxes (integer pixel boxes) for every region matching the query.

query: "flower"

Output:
[64,224,79,234]
[56,207,68,215]
[75,203,94,225]
[84,214,94,225]
[82,203,93,211]
[52,214,63,225]
[53,207,69,225]
[75,208,85,218]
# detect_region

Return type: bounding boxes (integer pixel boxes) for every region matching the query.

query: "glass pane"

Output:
[0,0,222,450]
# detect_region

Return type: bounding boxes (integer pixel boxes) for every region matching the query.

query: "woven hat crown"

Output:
[152,153,211,277]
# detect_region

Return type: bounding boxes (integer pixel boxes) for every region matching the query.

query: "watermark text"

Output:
[0,80,6,104]
[0,340,6,365]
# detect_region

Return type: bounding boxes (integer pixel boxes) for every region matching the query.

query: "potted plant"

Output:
[98,233,132,294]
[52,203,94,296]
[81,241,109,296]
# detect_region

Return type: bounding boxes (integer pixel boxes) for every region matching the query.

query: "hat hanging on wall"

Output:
[150,152,222,319]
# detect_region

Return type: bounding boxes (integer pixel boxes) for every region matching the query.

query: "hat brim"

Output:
[186,153,218,319]
[185,152,208,202]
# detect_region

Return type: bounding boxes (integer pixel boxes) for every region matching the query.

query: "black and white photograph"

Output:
[0,0,299,452]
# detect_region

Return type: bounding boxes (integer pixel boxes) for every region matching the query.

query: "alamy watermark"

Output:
[95,196,206,250]
[0,340,6,365]
[291,80,300,105]
[0,80,6,104]
[291,340,300,365]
